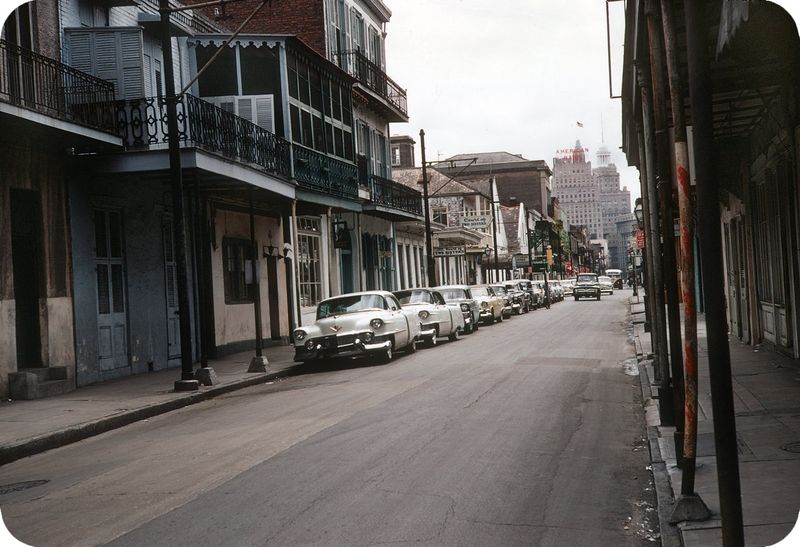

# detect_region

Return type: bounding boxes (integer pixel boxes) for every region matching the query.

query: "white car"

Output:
[394,288,466,346]
[293,291,420,363]
[470,285,506,324]
[598,275,614,295]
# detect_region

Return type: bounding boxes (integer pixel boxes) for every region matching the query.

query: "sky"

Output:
[384,0,640,209]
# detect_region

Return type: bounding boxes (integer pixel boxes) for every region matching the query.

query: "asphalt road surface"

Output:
[0,290,659,546]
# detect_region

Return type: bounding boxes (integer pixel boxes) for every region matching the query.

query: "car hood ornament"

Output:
[330,324,342,332]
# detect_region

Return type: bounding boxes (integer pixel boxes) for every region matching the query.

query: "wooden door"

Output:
[94,210,129,373]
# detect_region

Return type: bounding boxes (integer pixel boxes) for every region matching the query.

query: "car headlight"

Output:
[418,310,430,320]
[304,339,315,350]
[370,318,384,329]
[460,303,470,312]
[481,301,489,309]
[294,329,306,341]
[362,331,374,343]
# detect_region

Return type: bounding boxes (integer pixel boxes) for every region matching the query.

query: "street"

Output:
[0,292,658,547]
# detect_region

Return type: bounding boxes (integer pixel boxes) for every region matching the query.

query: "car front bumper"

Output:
[294,334,391,361]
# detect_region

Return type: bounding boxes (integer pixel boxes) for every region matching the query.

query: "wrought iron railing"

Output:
[293,144,359,199]
[334,50,407,118]
[115,95,292,179]
[0,39,116,132]
[369,174,423,216]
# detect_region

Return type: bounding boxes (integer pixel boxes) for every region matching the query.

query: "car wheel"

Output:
[406,338,417,354]
[472,316,479,331]
[610,291,614,295]
[449,328,461,342]
[574,296,579,301]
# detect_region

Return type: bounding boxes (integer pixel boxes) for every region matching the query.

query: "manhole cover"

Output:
[780,441,800,454]
[0,480,49,496]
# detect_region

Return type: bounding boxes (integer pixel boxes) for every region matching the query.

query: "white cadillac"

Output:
[393,288,466,346]
[293,291,420,363]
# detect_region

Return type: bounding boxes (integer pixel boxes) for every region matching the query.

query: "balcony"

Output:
[0,39,116,133]
[293,144,359,200]
[115,94,291,180]
[365,174,423,219]
[334,50,408,122]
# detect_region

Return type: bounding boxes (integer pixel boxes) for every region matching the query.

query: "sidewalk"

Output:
[0,345,299,466]
[629,295,800,546]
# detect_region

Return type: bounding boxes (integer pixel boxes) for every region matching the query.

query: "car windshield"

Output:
[394,290,433,305]
[599,276,612,284]
[492,286,507,295]
[471,287,491,297]
[518,282,531,289]
[577,274,598,284]
[317,294,386,319]
[438,288,467,301]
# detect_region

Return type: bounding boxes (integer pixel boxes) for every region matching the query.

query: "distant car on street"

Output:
[598,275,614,295]
[489,284,514,318]
[574,273,601,301]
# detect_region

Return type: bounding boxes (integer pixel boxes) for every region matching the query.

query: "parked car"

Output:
[598,275,614,295]
[394,288,466,346]
[470,285,506,324]
[534,280,550,306]
[293,291,419,363]
[561,279,575,296]
[435,285,480,334]
[517,279,543,309]
[502,281,532,313]
[574,273,601,300]
[489,284,514,318]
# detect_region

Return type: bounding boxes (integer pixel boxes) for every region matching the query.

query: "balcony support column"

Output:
[160,0,198,392]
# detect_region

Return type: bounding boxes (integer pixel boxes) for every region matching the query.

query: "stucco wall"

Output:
[210,209,288,348]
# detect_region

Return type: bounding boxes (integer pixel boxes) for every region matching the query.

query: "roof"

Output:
[392,167,485,197]
[445,152,529,165]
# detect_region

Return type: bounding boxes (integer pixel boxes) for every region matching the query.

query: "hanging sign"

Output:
[636,229,646,249]
[460,215,492,229]
[433,246,466,257]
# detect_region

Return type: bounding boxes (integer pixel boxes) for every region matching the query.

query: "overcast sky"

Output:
[385,0,640,209]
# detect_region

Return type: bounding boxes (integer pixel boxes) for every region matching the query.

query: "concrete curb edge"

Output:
[0,367,296,467]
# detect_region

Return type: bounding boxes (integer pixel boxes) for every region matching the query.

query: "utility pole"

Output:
[160,0,198,392]
[490,177,499,283]
[419,130,436,287]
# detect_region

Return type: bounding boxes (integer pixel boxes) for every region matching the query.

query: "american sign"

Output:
[460,215,492,229]
[433,246,466,257]
[555,147,589,154]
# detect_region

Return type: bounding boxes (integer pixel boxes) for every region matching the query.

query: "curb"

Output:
[0,366,297,467]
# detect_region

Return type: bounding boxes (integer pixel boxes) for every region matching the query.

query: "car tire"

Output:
[449,328,461,342]
[610,291,614,295]
[487,311,494,325]
[574,296,579,301]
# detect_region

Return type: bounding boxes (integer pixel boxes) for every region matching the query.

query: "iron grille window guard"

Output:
[334,50,407,117]
[115,94,292,179]
[0,39,116,132]
[293,143,358,199]
[369,174,423,216]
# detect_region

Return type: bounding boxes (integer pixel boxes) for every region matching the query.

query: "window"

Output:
[223,238,254,304]
[432,207,448,226]
[297,217,322,307]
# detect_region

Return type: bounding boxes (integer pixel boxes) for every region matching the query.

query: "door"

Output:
[266,255,281,340]
[10,189,43,368]
[162,219,180,359]
[94,210,129,373]
[340,249,354,293]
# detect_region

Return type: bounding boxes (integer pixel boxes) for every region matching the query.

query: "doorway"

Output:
[10,189,43,369]
[94,209,129,373]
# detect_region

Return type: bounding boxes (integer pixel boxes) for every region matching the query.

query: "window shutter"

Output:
[66,27,143,100]
[254,96,274,133]
[237,97,254,123]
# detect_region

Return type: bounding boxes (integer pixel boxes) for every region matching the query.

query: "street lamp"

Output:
[634,197,644,229]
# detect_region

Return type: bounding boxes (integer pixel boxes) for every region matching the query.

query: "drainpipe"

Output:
[684,0,743,540]
[660,0,708,520]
